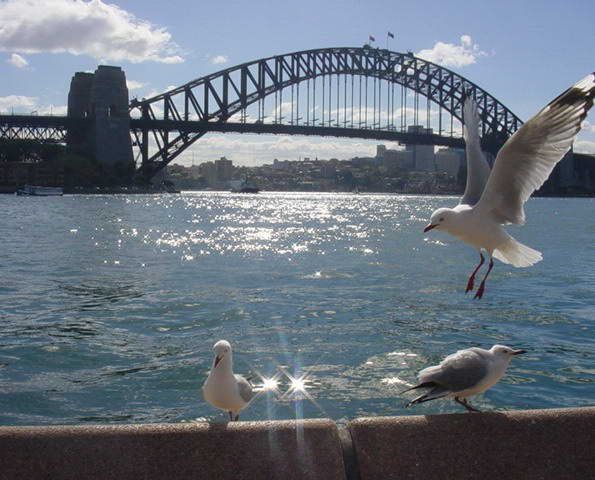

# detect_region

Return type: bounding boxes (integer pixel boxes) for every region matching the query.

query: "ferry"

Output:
[16,185,63,196]
[230,178,260,193]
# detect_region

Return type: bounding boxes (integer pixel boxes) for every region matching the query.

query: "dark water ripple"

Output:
[0,192,593,425]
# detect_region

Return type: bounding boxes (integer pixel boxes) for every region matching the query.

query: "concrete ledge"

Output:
[348,407,595,480]
[1,408,594,480]
[0,419,346,480]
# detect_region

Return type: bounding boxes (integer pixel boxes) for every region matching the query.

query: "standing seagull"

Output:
[202,340,255,421]
[424,73,595,298]
[403,345,526,412]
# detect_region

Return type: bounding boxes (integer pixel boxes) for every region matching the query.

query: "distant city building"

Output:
[215,156,233,181]
[382,149,414,173]
[350,156,375,167]
[405,126,435,172]
[435,148,464,177]
[198,161,217,185]
[320,163,337,178]
[273,159,291,170]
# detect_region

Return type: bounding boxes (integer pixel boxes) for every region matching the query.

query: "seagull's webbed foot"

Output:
[466,252,485,293]
[473,257,494,300]
[455,397,481,413]
[474,282,486,299]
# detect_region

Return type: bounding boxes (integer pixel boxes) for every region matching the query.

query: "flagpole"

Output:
[387,31,394,51]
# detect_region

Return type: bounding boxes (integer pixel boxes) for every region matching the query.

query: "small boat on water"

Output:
[230,178,260,193]
[16,185,63,196]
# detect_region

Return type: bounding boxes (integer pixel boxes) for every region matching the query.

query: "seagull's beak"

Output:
[214,355,223,367]
[512,349,526,355]
[423,223,437,233]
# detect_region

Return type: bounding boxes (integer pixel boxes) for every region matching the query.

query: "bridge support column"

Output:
[67,66,134,170]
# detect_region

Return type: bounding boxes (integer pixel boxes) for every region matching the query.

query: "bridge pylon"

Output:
[67,66,134,169]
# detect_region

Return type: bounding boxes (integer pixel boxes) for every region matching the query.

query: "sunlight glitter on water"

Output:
[138,192,397,259]
[0,193,593,424]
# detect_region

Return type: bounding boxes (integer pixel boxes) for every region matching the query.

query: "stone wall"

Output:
[0,407,593,480]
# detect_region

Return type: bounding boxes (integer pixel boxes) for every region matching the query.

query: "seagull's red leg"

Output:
[474,257,494,300]
[466,252,485,293]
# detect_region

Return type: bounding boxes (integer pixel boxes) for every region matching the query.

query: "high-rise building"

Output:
[215,157,233,181]
[435,148,464,177]
[405,126,435,172]
[382,149,414,172]
[199,161,217,185]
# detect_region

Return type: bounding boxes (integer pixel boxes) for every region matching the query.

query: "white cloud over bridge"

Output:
[0,0,184,64]
[416,35,487,68]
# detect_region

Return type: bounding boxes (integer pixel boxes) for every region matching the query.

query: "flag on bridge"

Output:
[388,31,395,39]
[369,35,375,42]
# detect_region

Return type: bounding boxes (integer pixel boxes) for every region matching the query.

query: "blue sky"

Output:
[1,0,594,165]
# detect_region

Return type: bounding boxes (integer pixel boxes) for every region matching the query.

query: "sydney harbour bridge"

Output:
[0,46,522,181]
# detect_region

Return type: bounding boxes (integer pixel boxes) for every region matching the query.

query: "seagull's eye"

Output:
[439,217,444,222]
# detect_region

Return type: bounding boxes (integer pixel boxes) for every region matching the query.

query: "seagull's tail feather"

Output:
[405,386,451,408]
[399,381,436,395]
[493,235,542,268]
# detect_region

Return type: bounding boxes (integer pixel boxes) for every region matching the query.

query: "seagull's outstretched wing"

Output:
[476,73,595,224]
[460,97,492,206]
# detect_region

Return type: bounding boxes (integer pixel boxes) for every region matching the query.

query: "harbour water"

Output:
[0,192,593,425]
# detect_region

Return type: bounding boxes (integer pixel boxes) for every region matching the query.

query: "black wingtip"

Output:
[399,381,436,395]
[547,73,595,110]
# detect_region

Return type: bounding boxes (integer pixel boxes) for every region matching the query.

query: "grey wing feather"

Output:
[421,348,489,393]
[460,97,492,206]
[235,374,255,403]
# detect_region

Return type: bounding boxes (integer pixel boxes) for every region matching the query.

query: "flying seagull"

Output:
[424,73,595,299]
[403,345,526,412]
[202,340,255,421]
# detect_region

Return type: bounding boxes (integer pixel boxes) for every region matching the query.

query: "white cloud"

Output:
[416,35,487,68]
[7,52,28,68]
[0,95,38,112]
[210,55,228,65]
[0,95,67,115]
[170,133,403,166]
[126,80,145,90]
[39,104,68,115]
[0,0,184,64]
[575,140,595,154]
[581,120,595,134]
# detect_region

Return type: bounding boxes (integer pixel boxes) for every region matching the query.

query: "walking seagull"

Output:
[202,340,255,421]
[403,345,526,412]
[424,73,595,299]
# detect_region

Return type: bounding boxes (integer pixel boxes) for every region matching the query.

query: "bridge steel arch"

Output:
[130,47,522,178]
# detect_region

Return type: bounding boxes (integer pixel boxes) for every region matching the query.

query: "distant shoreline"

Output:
[2,189,593,198]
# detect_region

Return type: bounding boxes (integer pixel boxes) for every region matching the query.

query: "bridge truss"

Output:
[0,115,76,142]
[130,46,522,178]
[0,47,523,179]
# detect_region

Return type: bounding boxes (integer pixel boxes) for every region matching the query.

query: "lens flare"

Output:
[289,376,307,393]
[251,369,283,396]
[262,377,280,391]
